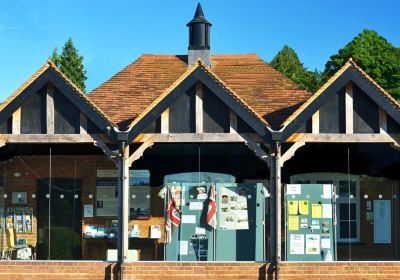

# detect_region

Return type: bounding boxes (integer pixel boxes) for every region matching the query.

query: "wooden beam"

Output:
[46,83,55,134]
[161,108,169,134]
[287,133,400,144]
[0,133,112,143]
[132,133,265,144]
[12,107,21,134]
[311,110,319,134]
[80,112,88,134]
[379,107,388,134]
[279,142,305,167]
[230,110,238,133]
[195,82,203,133]
[345,81,354,134]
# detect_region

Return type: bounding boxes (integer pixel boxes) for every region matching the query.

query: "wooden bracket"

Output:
[279,142,305,167]
[127,140,155,167]
[241,133,271,166]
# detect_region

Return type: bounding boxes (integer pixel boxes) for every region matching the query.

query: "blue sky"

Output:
[0,0,399,101]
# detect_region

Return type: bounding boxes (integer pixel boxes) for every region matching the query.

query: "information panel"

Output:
[285,184,335,261]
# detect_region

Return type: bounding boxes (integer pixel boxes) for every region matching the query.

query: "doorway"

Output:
[36,178,82,260]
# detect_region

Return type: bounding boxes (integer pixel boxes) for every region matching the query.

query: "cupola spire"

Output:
[187,3,212,67]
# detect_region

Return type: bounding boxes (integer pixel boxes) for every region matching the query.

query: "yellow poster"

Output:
[288,216,299,231]
[288,200,298,215]
[299,200,309,215]
[312,204,322,218]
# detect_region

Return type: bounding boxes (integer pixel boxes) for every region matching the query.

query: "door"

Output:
[37,178,82,260]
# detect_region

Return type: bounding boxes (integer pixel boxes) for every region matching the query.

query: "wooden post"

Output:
[379,107,388,134]
[117,144,130,265]
[275,141,282,263]
[12,107,21,134]
[80,112,88,134]
[345,81,354,134]
[312,110,319,134]
[269,154,276,260]
[161,109,169,134]
[230,110,237,133]
[46,83,55,134]
[195,82,203,133]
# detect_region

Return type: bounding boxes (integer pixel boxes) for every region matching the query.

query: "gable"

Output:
[0,61,115,139]
[126,62,273,143]
[282,60,400,141]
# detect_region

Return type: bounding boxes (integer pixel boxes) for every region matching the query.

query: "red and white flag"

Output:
[165,187,181,243]
[207,183,217,229]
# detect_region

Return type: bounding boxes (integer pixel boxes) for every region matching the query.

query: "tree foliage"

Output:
[271,45,321,93]
[323,29,400,99]
[50,38,87,92]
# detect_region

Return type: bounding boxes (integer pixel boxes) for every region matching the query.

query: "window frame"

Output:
[290,173,361,243]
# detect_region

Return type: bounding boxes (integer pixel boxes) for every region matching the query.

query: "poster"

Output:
[288,216,299,231]
[287,184,301,195]
[306,234,320,254]
[311,204,322,218]
[170,185,182,207]
[14,207,24,233]
[219,187,249,230]
[96,169,151,217]
[290,234,304,254]
[322,204,332,219]
[24,207,33,233]
[179,241,188,255]
[189,185,207,200]
[299,200,309,215]
[182,215,196,224]
[322,185,332,199]
[84,204,94,218]
[130,186,150,219]
[288,200,298,215]
[320,235,331,249]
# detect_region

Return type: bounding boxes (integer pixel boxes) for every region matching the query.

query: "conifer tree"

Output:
[271,45,321,93]
[50,38,87,92]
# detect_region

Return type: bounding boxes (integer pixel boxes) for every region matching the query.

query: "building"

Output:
[0,3,400,279]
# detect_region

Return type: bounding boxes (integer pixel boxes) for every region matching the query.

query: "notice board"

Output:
[285,184,335,261]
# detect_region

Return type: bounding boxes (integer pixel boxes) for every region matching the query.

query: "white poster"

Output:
[290,234,304,254]
[219,187,249,230]
[320,235,331,249]
[182,215,196,224]
[287,184,301,195]
[322,204,332,219]
[179,241,188,255]
[322,185,332,199]
[306,234,320,255]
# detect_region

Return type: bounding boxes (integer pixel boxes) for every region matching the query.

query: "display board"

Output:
[164,172,264,262]
[96,169,150,217]
[285,184,335,261]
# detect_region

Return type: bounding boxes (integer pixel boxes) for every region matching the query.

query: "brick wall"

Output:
[1,261,400,280]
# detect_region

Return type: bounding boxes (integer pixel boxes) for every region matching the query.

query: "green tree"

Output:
[50,38,87,92]
[271,45,321,93]
[323,29,400,99]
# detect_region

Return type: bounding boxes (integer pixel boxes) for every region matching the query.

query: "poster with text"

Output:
[219,187,249,230]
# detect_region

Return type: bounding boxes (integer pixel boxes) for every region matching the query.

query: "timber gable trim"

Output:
[281,59,400,142]
[126,60,273,143]
[0,61,117,140]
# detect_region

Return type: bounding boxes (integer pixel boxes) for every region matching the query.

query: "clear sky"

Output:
[0,0,399,101]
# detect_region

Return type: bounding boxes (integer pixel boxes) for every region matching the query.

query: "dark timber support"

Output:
[270,141,282,279]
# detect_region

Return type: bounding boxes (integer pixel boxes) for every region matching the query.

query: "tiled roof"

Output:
[89,54,311,130]
[0,60,116,127]
[282,58,400,128]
